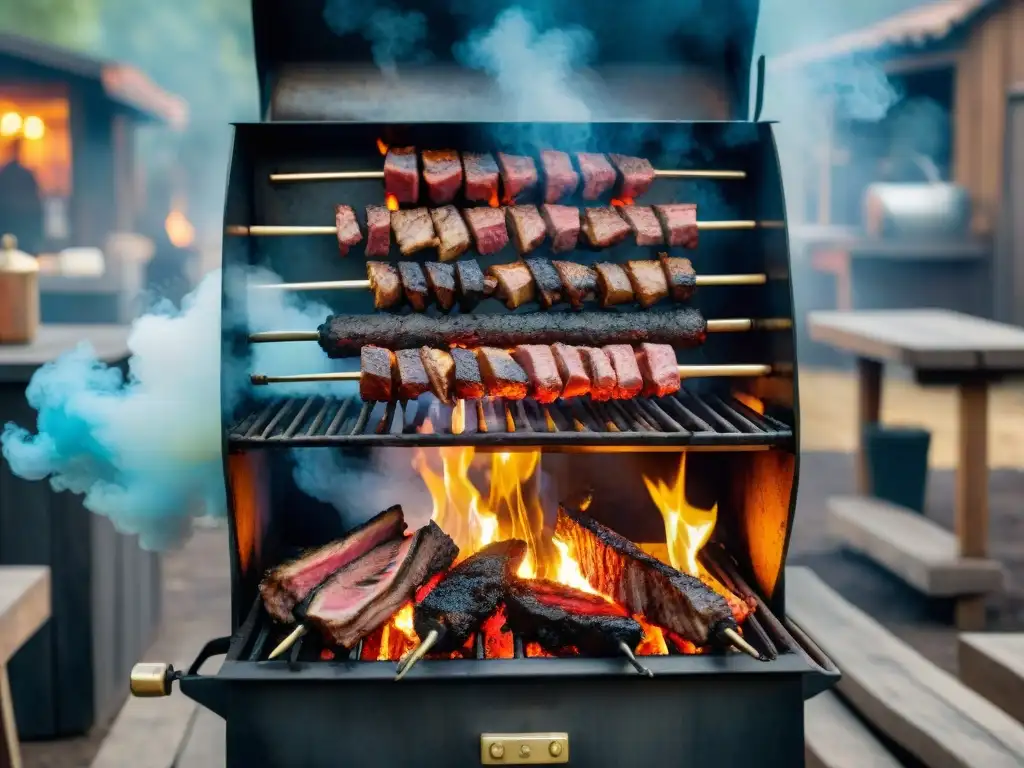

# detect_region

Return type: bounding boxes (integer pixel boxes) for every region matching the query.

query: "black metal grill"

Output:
[228,389,792,450]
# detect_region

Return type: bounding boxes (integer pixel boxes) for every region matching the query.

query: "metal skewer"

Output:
[720,627,765,661]
[250,364,773,386]
[618,642,655,677]
[268,169,748,183]
[250,273,769,293]
[394,629,441,681]
[226,220,762,236]
[267,625,307,660]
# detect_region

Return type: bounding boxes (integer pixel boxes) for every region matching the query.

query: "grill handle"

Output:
[174,636,233,720]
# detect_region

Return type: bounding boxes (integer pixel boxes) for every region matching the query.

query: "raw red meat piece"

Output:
[653,204,699,248]
[579,347,616,401]
[541,204,580,253]
[602,344,643,399]
[384,147,419,203]
[512,345,564,404]
[618,205,663,246]
[635,343,680,397]
[422,150,463,204]
[551,343,590,399]
[541,150,579,203]
[463,207,509,255]
[334,205,362,256]
[463,152,499,202]
[498,153,539,200]
[608,154,655,199]
[365,205,391,257]
[576,153,616,200]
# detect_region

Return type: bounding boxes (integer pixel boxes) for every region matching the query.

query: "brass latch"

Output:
[129,662,175,697]
[481,733,568,764]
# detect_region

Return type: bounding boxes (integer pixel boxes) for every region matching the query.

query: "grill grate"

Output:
[227,390,792,450]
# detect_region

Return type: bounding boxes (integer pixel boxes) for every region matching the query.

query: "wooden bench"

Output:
[959,633,1024,726]
[0,567,50,768]
[786,566,1024,768]
[827,495,1007,596]
[809,309,1024,629]
[805,690,901,768]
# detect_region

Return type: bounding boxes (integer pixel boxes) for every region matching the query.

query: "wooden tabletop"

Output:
[0,567,50,664]
[809,310,1024,371]
[0,325,130,383]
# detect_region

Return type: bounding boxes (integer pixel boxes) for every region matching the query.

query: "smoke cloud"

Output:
[323,0,430,71]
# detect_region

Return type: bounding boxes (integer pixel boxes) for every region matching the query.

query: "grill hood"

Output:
[250,0,761,121]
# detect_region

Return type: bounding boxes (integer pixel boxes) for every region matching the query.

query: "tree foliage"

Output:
[0,0,102,49]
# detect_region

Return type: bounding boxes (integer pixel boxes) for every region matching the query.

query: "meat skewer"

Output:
[395,539,527,681]
[554,492,765,660]
[503,579,654,677]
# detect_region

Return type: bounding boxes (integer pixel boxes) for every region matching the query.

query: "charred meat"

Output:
[455,259,486,312]
[635,343,680,397]
[594,262,634,307]
[260,506,407,624]
[422,150,462,204]
[463,152,499,202]
[367,261,402,310]
[626,259,669,308]
[303,521,458,649]
[576,153,617,200]
[618,205,663,247]
[384,147,419,203]
[580,346,616,402]
[359,346,395,401]
[487,261,536,310]
[365,205,392,258]
[394,348,431,399]
[609,154,656,199]
[476,347,529,400]
[659,254,697,301]
[317,309,707,356]
[498,153,539,200]
[464,207,509,255]
[523,257,562,308]
[602,344,643,399]
[552,260,597,309]
[653,204,698,248]
[451,347,485,399]
[334,205,363,256]
[430,205,471,262]
[398,261,430,311]
[551,342,590,399]
[582,207,632,249]
[542,204,580,253]
[391,208,438,256]
[424,261,457,312]
[420,347,456,403]
[512,345,564,404]
[506,205,547,254]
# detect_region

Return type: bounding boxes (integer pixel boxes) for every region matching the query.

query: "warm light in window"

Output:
[0,112,21,137]
[22,116,44,140]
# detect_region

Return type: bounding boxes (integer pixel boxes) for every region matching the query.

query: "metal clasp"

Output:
[481,733,569,764]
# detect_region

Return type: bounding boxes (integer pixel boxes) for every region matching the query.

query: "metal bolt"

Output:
[549,741,563,757]
[519,745,531,757]
[489,743,505,759]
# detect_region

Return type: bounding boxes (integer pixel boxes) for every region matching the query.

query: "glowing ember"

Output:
[488,190,500,208]
[734,392,765,414]
[385,194,399,211]
[376,138,388,155]
[165,208,195,248]
[610,197,635,207]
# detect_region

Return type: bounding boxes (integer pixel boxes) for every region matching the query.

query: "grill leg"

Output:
[855,357,883,495]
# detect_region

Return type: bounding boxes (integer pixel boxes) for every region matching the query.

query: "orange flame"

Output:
[734,392,765,415]
[385,194,399,211]
[488,190,500,208]
[165,207,195,248]
[377,138,388,155]
[610,197,635,207]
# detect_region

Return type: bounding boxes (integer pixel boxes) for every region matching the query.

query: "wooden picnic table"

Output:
[808,309,1024,628]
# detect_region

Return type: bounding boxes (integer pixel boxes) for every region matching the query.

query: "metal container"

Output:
[0,234,39,344]
[863,182,972,240]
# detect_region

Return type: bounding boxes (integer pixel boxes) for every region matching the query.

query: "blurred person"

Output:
[0,138,44,254]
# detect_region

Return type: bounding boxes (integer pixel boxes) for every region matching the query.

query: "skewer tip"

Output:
[394,629,440,681]
[618,642,655,677]
[721,627,765,661]
[267,625,307,660]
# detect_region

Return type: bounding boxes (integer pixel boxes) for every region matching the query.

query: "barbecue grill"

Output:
[128,1,838,765]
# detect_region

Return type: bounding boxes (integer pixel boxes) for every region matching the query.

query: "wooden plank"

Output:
[827,496,1006,596]
[787,566,1024,768]
[959,633,1024,726]
[955,382,990,629]
[805,690,901,768]
[855,358,882,494]
[0,325,129,383]
[0,569,50,665]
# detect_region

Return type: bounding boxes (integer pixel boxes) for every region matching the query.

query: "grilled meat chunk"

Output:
[463,152,500,202]
[260,506,407,624]
[303,521,458,649]
[420,347,456,403]
[366,261,402,310]
[580,347,616,401]
[609,154,656,199]
[365,205,392,258]
[423,262,457,312]
[551,342,590,399]
[477,347,529,400]
[582,207,631,249]
[505,579,643,657]
[506,205,547,254]
[384,146,419,203]
[398,261,430,311]
[603,344,643,399]
[594,262,634,307]
[653,203,698,248]
[542,204,580,253]
[394,349,431,399]
[422,150,462,204]
[487,262,535,310]
[552,261,597,309]
[413,540,527,654]
[636,343,680,397]
[454,259,486,312]
[523,257,562,308]
[554,504,738,647]
[464,207,509,255]
[360,346,395,401]
[618,205,663,246]
[430,205,471,262]
[450,347,485,399]
[576,153,617,200]
[541,150,579,203]
[317,309,708,356]
[334,205,363,256]
[627,259,669,308]
[498,153,539,200]
[659,254,697,302]
[512,345,564,404]
[391,208,438,256]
